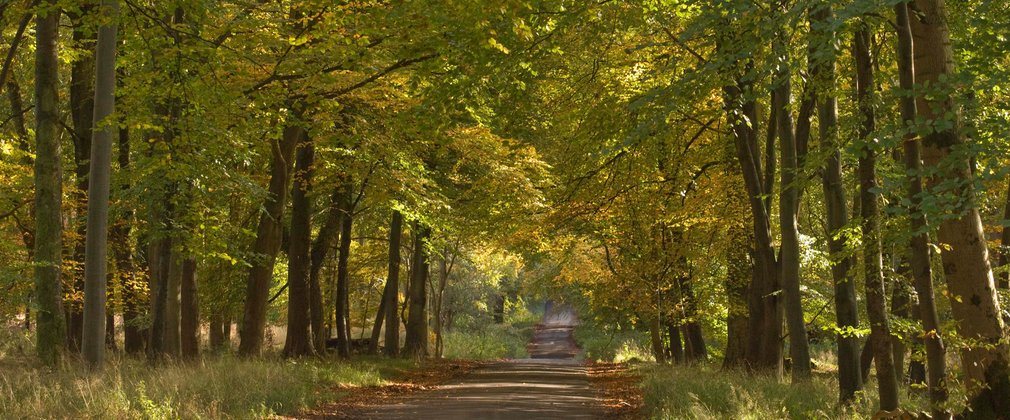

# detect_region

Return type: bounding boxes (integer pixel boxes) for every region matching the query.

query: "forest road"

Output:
[346,304,608,419]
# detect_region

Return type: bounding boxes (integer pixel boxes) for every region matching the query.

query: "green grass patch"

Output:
[638,363,930,419]
[442,323,532,360]
[0,354,416,419]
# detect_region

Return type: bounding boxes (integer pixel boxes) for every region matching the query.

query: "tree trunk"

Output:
[238,122,300,356]
[67,5,98,354]
[117,126,144,354]
[722,66,783,376]
[433,250,453,358]
[723,229,750,369]
[909,1,1010,414]
[209,312,227,351]
[855,25,900,411]
[333,182,354,358]
[677,274,707,363]
[403,223,431,358]
[283,128,315,357]
[81,0,119,369]
[890,281,912,384]
[667,321,684,364]
[650,317,666,364]
[33,0,65,365]
[164,249,182,357]
[774,35,811,381]
[180,257,199,359]
[384,211,403,357]
[368,279,390,354]
[308,189,342,352]
[809,3,863,402]
[147,235,172,362]
[8,79,35,334]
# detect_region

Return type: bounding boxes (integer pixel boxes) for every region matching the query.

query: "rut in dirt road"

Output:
[346,303,608,419]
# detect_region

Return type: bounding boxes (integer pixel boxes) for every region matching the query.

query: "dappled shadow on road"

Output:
[349,361,604,419]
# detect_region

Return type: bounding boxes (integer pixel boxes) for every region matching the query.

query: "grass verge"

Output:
[638,363,930,419]
[0,354,418,419]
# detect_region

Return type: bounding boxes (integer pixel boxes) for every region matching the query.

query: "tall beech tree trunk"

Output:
[811,3,862,403]
[774,35,811,382]
[650,316,666,364]
[368,278,391,354]
[238,122,300,356]
[147,233,172,362]
[209,313,227,351]
[433,249,453,358]
[67,6,97,353]
[909,1,1009,414]
[333,182,354,358]
[677,275,707,362]
[667,320,684,364]
[308,189,342,352]
[723,71,783,377]
[403,223,431,358]
[180,257,199,359]
[116,127,144,354]
[164,249,182,357]
[854,25,900,411]
[723,228,750,369]
[81,0,119,369]
[383,211,403,357]
[283,129,315,357]
[33,0,65,365]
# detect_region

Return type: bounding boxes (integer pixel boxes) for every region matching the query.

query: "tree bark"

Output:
[368,278,390,354]
[238,122,300,356]
[909,1,1009,414]
[383,211,403,357]
[81,0,119,369]
[164,249,182,357]
[67,5,98,354]
[209,312,227,351]
[667,320,684,364]
[116,126,144,354]
[774,34,811,381]
[333,182,354,358]
[854,25,900,411]
[33,0,66,365]
[147,234,172,362]
[433,249,453,358]
[810,2,862,403]
[724,74,783,376]
[723,228,750,369]
[403,223,431,358]
[308,189,342,352]
[283,128,315,357]
[180,257,199,359]
[650,317,666,364]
